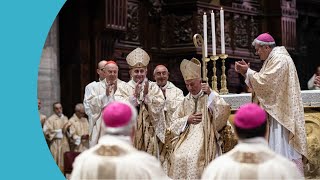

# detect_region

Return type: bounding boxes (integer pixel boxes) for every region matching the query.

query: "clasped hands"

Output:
[235,59,250,76]
[106,80,117,96]
[134,79,149,99]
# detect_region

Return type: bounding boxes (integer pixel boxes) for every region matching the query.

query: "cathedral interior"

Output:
[37,0,320,177]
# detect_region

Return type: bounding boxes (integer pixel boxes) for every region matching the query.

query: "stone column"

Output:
[38,17,60,117]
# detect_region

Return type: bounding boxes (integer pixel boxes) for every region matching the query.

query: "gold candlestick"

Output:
[210,55,219,93]
[219,54,229,94]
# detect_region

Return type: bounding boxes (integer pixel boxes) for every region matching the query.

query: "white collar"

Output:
[191,90,203,99]
[238,137,268,145]
[99,135,132,146]
[158,81,169,89]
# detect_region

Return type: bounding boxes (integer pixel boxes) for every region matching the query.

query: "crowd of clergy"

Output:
[38,33,320,179]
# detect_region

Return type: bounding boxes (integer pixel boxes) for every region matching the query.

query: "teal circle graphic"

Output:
[0,0,66,179]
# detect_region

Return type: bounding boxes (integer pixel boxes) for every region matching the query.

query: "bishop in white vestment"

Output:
[70,101,169,180]
[235,33,308,173]
[202,103,303,180]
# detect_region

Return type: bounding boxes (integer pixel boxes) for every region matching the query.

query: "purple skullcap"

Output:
[255,33,275,44]
[234,103,267,129]
[102,102,133,128]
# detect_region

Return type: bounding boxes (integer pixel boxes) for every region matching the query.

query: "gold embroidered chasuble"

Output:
[126,80,166,156]
[68,114,89,152]
[161,81,184,127]
[202,138,303,180]
[169,91,230,179]
[39,113,46,127]
[43,114,70,172]
[247,46,307,158]
[70,135,170,180]
[158,81,184,174]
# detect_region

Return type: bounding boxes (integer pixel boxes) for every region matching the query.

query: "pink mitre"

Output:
[254,33,275,45]
[234,103,267,129]
[102,102,133,128]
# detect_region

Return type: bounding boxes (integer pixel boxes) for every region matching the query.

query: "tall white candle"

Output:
[203,12,208,57]
[211,10,216,56]
[220,7,225,54]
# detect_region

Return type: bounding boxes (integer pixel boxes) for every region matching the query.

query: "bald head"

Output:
[154,65,168,74]
[98,60,108,69]
[153,65,169,87]
[97,60,108,79]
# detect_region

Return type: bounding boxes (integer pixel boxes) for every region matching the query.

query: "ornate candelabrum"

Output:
[193,34,210,83]
[219,54,229,94]
[192,34,229,94]
[210,55,219,92]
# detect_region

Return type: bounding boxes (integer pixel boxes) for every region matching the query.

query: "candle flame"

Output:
[221,7,223,10]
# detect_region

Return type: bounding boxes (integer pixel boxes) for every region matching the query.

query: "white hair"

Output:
[75,103,84,112]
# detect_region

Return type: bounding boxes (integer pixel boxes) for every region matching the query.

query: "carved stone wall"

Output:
[161,14,194,47]
[121,1,140,45]
[38,18,60,117]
